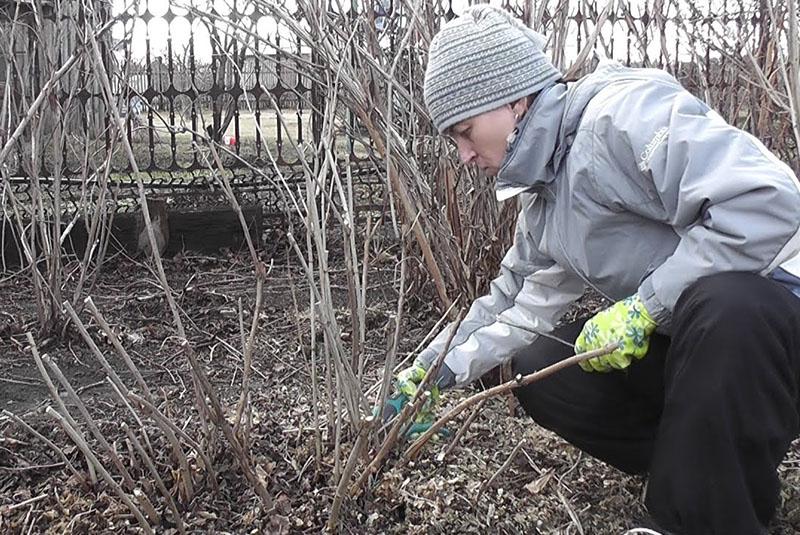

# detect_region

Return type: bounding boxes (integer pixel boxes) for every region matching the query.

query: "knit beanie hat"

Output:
[423,5,562,133]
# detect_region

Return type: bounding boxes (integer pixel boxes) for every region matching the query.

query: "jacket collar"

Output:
[494,60,635,201]
[495,83,568,201]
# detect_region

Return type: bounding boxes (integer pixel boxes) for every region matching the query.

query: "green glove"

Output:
[574,294,657,372]
[395,361,428,398]
[394,361,441,425]
[379,361,447,439]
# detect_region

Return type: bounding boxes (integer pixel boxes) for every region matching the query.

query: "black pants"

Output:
[511,272,800,535]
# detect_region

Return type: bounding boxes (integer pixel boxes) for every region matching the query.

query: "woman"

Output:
[393,5,800,535]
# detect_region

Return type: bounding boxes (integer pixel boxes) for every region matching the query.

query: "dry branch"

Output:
[350,391,431,497]
[1,409,87,487]
[476,438,527,503]
[128,393,218,493]
[181,343,273,508]
[404,343,620,461]
[83,297,154,403]
[27,332,97,484]
[436,398,487,462]
[122,423,186,535]
[62,301,132,399]
[41,354,137,491]
[105,378,155,458]
[350,308,465,496]
[133,488,160,525]
[327,416,374,533]
[46,406,153,535]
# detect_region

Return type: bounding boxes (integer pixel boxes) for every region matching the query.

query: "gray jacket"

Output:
[419,60,800,388]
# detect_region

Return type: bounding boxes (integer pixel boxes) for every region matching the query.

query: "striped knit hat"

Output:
[423,5,562,133]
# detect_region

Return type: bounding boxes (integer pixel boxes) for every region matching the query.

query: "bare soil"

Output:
[1,251,799,534]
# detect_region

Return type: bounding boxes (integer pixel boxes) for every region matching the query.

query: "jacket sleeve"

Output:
[593,77,800,330]
[417,195,585,387]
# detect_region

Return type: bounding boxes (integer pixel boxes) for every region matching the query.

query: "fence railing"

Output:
[1,0,796,216]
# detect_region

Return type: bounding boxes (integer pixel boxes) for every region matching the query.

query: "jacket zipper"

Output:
[547,76,618,302]
[543,185,615,302]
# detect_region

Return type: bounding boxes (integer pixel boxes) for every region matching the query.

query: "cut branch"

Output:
[404,343,620,461]
[46,407,153,535]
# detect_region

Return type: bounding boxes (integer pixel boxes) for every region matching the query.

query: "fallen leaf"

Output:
[524,469,554,495]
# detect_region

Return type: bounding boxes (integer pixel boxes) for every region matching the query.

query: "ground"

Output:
[1,249,799,534]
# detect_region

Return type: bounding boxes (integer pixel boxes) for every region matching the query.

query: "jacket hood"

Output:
[495,59,633,201]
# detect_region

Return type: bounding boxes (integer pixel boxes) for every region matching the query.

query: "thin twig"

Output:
[404,343,620,461]
[42,355,137,491]
[233,264,266,435]
[349,391,429,497]
[372,246,408,425]
[557,486,585,535]
[46,407,153,535]
[475,438,526,503]
[0,494,48,514]
[83,297,154,403]
[1,409,87,487]
[327,416,374,533]
[26,332,97,484]
[436,398,487,462]
[122,423,186,535]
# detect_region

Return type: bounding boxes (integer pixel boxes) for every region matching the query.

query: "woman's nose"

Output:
[457,141,476,164]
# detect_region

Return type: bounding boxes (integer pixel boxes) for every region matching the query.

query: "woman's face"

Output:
[448,104,518,177]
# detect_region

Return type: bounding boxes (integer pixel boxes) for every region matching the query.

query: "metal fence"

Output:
[1,0,796,216]
[1,0,383,216]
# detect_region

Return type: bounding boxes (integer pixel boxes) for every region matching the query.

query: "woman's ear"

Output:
[511,97,529,118]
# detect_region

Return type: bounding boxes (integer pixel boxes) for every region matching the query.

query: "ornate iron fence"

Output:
[1,0,796,216]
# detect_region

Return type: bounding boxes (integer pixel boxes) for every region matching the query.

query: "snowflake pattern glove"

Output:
[574,294,657,372]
